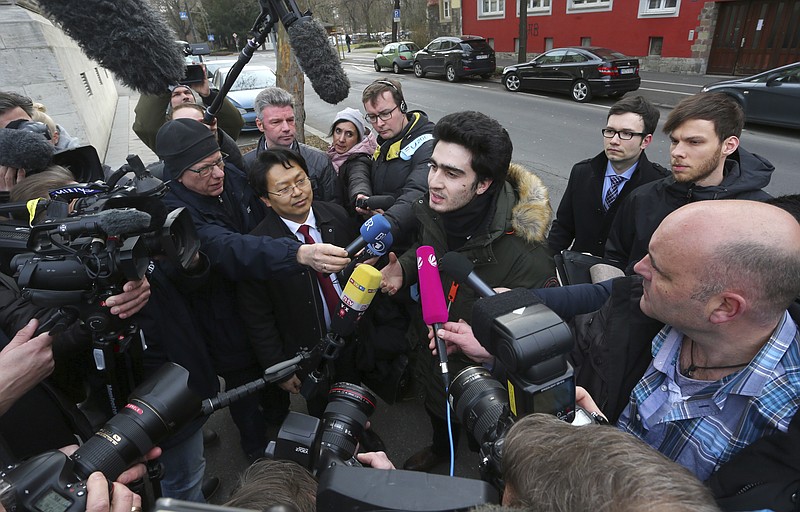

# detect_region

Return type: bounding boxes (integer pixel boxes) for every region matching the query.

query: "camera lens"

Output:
[449,366,508,445]
[320,382,377,461]
[71,364,199,481]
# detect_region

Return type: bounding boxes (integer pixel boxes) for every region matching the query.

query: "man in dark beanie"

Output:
[156,118,350,461]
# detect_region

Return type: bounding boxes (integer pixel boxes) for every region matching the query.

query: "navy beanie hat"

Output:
[156,118,219,181]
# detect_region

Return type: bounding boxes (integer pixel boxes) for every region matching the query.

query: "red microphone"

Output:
[417,245,450,389]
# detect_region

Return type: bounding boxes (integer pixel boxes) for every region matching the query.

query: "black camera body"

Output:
[0,155,200,419]
[0,364,200,512]
[266,382,376,473]
[0,452,90,512]
[449,288,599,490]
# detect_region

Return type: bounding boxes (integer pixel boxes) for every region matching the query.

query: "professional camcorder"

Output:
[0,154,199,419]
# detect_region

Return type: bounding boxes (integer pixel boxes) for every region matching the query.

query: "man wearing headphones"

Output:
[352,79,434,249]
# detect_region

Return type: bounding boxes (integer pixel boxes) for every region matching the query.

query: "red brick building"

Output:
[455,0,800,74]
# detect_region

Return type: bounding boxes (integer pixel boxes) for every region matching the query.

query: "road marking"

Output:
[642,80,703,88]
[639,87,694,95]
[463,84,488,89]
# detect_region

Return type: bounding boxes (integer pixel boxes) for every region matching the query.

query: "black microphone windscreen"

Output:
[439,251,475,283]
[287,18,351,104]
[0,129,54,171]
[95,209,152,235]
[37,0,184,95]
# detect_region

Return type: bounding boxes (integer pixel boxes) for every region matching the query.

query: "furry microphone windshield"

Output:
[0,129,54,171]
[288,17,351,104]
[37,0,185,95]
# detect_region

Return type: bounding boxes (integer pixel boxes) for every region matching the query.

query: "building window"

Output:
[516,0,552,15]
[568,0,612,13]
[479,0,505,17]
[639,0,680,18]
[580,37,591,46]
[442,0,451,19]
[544,37,554,50]
[649,36,663,56]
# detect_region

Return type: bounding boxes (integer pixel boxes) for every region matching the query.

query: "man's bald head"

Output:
[656,200,800,323]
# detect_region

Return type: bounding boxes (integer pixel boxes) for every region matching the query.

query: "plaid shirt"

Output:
[617,311,800,480]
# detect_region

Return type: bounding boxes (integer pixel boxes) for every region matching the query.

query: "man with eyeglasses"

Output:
[238,148,362,423]
[156,119,350,462]
[242,87,338,204]
[133,70,244,153]
[605,92,774,271]
[380,111,557,473]
[548,96,668,258]
[355,79,434,250]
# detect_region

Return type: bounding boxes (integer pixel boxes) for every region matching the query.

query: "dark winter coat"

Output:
[339,152,374,212]
[605,147,774,269]
[548,151,668,256]
[163,164,303,373]
[237,201,358,370]
[398,164,559,416]
[348,111,434,249]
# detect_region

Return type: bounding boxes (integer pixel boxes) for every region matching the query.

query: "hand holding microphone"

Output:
[417,246,451,389]
[344,214,392,258]
[296,243,349,274]
[330,264,382,337]
[428,320,495,365]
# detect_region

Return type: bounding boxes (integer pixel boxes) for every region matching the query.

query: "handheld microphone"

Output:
[440,251,497,298]
[330,264,382,338]
[417,246,450,389]
[37,0,185,95]
[0,128,54,172]
[344,214,392,258]
[356,195,396,211]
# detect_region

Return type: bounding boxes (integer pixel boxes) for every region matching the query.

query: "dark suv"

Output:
[413,35,496,82]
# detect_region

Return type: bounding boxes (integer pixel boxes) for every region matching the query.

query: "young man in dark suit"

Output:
[238,148,360,419]
[547,96,668,257]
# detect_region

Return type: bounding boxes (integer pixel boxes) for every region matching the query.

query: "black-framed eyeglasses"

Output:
[267,177,310,197]
[187,152,227,178]
[601,128,645,140]
[364,106,398,124]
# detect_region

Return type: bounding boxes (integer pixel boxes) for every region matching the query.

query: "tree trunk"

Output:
[276,23,305,143]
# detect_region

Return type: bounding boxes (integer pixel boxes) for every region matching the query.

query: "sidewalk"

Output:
[103,83,157,170]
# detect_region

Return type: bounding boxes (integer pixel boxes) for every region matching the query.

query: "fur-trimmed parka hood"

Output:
[504,163,553,244]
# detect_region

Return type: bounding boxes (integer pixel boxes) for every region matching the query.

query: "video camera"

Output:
[0,154,199,419]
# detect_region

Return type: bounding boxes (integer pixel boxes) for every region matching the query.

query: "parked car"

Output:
[205,59,238,79]
[701,61,800,129]
[374,41,420,73]
[413,35,496,82]
[211,65,277,131]
[502,47,640,103]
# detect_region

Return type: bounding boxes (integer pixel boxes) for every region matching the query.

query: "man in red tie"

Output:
[238,148,361,419]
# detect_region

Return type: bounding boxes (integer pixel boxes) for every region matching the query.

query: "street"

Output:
[203,48,800,504]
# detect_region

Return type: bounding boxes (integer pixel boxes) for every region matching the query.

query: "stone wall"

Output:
[0,1,117,157]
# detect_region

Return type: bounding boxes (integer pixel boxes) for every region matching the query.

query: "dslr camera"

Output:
[448,288,603,489]
[0,364,200,512]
